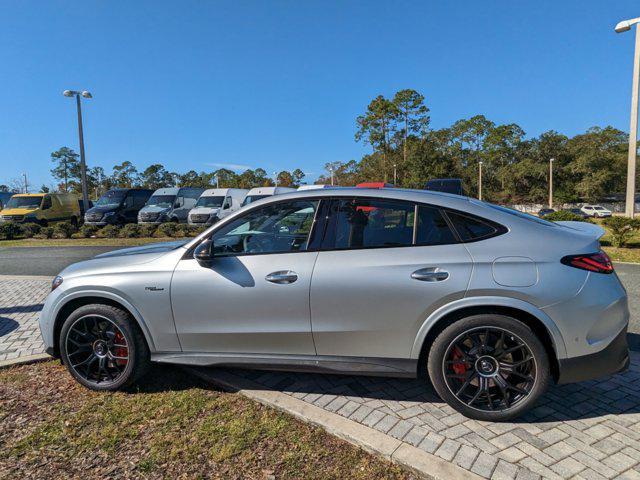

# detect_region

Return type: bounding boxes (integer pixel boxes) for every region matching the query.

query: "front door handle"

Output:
[411,267,449,282]
[265,270,298,284]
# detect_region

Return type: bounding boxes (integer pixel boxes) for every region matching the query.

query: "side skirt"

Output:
[151,352,418,378]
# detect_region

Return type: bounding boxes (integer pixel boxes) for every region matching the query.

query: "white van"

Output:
[188,188,249,225]
[241,186,296,207]
[297,184,346,190]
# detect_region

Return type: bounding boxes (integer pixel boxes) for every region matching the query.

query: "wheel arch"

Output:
[413,299,566,382]
[52,292,156,357]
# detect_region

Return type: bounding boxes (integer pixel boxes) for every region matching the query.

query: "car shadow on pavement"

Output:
[0,317,20,337]
[0,304,44,314]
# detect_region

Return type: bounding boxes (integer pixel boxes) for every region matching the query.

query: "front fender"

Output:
[409,296,567,360]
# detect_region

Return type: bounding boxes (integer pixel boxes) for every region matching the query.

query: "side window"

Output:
[416,206,457,245]
[445,210,500,242]
[332,198,415,249]
[41,196,52,210]
[124,194,135,208]
[211,199,319,256]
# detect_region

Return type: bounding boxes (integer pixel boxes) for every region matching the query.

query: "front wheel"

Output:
[59,304,150,391]
[427,315,550,421]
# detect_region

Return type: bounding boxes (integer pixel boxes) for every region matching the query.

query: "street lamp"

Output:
[478,161,483,201]
[63,89,92,211]
[393,164,397,185]
[615,17,640,217]
[329,167,334,186]
[549,158,554,209]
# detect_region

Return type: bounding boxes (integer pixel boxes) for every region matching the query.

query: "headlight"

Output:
[51,276,63,291]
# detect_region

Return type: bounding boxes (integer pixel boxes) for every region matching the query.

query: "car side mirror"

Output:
[194,239,214,266]
[223,203,230,210]
[174,200,182,208]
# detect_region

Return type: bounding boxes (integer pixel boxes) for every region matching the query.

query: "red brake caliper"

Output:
[451,347,467,375]
[114,331,128,366]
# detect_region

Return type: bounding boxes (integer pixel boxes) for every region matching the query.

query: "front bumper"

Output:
[84,221,108,226]
[557,326,629,384]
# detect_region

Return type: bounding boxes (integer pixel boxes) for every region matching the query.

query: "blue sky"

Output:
[1,0,639,188]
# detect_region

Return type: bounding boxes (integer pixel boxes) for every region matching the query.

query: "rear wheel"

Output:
[427,314,550,421]
[59,304,150,391]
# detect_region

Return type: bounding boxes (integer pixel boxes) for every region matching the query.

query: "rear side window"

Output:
[332,198,415,249]
[445,211,502,242]
[416,206,457,245]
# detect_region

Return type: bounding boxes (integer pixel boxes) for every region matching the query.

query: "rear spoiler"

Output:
[555,221,605,239]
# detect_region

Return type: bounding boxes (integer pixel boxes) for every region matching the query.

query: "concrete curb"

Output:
[187,367,481,480]
[0,275,53,281]
[0,353,51,369]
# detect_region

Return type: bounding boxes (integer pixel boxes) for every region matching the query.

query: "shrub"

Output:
[119,223,142,238]
[156,222,179,238]
[21,222,41,238]
[78,224,99,238]
[53,222,76,239]
[181,224,206,237]
[139,224,158,238]
[97,225,120,238]
[0,222,22,240]
[544,211,591,223]
[602,216,640,248]
[35,227,54,239]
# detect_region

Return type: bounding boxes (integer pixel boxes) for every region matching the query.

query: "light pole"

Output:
[63,90,92,210]
[478,161,483,201]
[549,158,554,208]
[329,167,334,186]
[615,17,640,217]
[393,164,397,185]
[273,171,278,187]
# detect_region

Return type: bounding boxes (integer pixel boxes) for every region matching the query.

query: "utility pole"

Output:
[63,90,92,208]
[329,167,334,186]
[478,162,483,201]
[23,173,28,193]
[549,158,554,208]
[273,171,278,187]
[393,163,397,185]
[216,174,220,188]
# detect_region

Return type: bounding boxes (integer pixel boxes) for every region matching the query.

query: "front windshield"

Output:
[5,196,43,209]
[241,194,269,207]
[146,195,175,208]
[94,191,126,207]
[195,196,224,208]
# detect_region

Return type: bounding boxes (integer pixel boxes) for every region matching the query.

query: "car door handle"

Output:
[265,270,298,284]
[411,268,449,282]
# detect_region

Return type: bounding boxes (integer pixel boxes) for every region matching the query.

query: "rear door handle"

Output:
[265,270,298,284]
[411,267,449,282]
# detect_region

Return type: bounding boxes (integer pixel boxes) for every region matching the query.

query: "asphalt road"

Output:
[1,245,639,334]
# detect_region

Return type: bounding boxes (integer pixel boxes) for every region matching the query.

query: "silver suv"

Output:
[39,188,629,421]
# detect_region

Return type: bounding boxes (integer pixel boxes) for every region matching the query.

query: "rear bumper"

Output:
[557,326,629,384]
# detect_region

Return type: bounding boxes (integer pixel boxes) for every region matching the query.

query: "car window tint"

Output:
[416,206,457,245]
[212,200,319,256]
[446,211,499,242]
[333,198,414,249]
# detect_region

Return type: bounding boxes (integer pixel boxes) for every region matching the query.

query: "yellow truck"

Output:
[0,193,81,226]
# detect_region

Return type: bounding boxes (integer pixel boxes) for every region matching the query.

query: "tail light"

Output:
[561,251,613,274]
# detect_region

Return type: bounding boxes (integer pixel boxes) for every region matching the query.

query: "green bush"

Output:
[53,222,76,239]
[181,224,206,237]
[119,223,142,238]
[0,222,22,240]
[78,224,99,238]
[35,227,54,239]
[21,222,41,238]
[156,222,179,238]
[97,225,120,238]
[544,211,591,223]
[139,224,158,238]
[602,216,640,248]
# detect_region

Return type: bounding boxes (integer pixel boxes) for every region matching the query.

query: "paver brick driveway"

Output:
[3,275,640,479]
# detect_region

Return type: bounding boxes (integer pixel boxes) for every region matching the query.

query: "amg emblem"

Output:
[145,286,164,292]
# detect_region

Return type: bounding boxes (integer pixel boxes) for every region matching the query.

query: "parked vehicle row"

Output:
[537,205,613,218]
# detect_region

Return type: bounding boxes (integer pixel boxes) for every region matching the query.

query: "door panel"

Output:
[310,245,473,358]
[172,252,318,354]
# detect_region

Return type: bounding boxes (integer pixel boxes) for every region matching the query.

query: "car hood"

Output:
[86,205,118,215]
[190,207,220,215]
[140,206,171,214]
[58,240,188,278]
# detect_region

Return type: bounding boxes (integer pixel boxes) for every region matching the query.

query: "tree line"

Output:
[2,88,634,204]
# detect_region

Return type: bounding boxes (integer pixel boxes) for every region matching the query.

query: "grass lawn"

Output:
[0,362,413,479]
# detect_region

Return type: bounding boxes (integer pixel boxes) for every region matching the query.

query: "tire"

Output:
[70,216,78,228]
[59,304,150,391]
[427,314,550,421]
